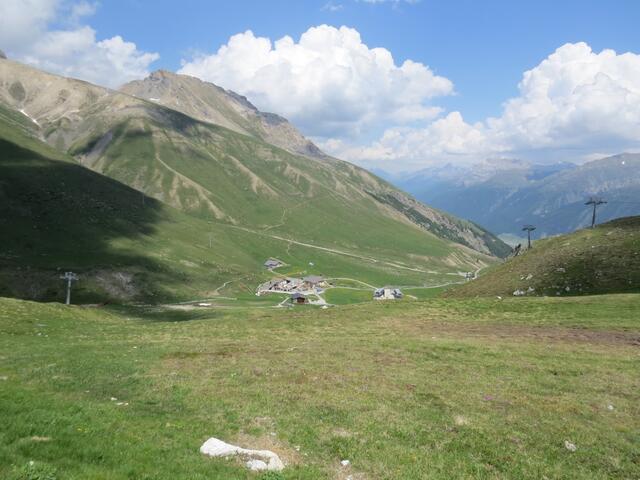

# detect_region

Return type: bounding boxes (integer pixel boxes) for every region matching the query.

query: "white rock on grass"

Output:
[341,459,350,466]
[246,459,268,471]
[564,440,577,452]
[200,437,284,471]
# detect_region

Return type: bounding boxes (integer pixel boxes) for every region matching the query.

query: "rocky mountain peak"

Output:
[120,70,325,160]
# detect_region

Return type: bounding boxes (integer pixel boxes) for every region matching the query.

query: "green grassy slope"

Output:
[0,109,487,303]
[0,58,508,260]
[446,217,640,298]
[1,295,638,479]
[72,113,505,261]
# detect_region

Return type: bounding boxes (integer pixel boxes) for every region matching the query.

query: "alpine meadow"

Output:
[0,2,639,479]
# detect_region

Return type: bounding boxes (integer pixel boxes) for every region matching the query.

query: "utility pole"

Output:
[60,272,78,305]
[585,197,607,228]
[522,225,536,249]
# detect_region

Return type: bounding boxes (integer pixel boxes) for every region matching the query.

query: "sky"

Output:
[1,0,640,172]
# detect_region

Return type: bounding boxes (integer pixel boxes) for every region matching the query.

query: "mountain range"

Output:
[0,57,509,302]
[383,156,640,241]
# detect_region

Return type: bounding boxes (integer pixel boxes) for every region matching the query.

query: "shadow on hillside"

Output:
[0,137,183,303]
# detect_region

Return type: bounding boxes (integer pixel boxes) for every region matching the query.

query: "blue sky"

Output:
[84,0,640,123]
[2,0,640,171]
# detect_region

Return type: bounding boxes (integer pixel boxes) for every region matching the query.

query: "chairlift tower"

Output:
[585,197,607,228]
[60,271,78,305]
[522,225,536,249]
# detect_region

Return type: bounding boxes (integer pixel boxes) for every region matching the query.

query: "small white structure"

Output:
[264,258,284,270]
[373,287,403,300]
[200,437,284,472]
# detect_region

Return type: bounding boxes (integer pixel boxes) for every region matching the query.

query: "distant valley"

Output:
[380,156,640,241]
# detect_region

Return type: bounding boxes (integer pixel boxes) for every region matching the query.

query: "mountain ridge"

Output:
[120,69,326,160]
[391,155,640,238]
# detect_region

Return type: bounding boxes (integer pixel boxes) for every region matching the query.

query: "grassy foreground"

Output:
[1,295,639,479]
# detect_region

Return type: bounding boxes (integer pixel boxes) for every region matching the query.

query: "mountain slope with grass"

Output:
[0,99,503,304]
[446,217,640,298]
[0,57,508,263]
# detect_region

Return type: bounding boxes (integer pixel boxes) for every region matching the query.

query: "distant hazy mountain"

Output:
[389,156,640,238]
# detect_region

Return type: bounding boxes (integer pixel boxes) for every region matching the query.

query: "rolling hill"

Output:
[446,216,640,298]
[0,58,510,303]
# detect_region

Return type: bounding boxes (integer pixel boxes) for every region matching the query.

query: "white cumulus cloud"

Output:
[328,42,640,171]
[179,25,453,137]
[0,0,158,88]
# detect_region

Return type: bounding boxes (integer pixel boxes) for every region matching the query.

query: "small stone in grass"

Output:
[246,459,268,471]
[110,397,117,401]
[564,440,577,452]
[607,404,614,411]
[341,459,350,466]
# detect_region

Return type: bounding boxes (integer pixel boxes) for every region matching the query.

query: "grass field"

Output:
[1,295,638,479]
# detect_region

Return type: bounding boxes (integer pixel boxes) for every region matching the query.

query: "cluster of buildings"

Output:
[257,275,328,296]
[258,259,405,305]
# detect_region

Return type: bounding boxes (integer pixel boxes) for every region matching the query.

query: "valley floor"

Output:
[0,295,638,479]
